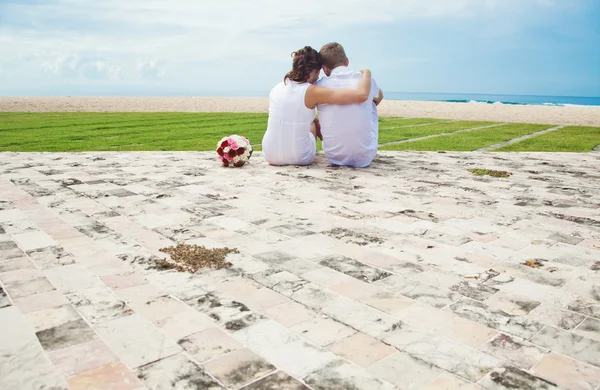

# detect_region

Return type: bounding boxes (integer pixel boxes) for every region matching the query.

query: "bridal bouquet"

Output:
[216,135,253,167]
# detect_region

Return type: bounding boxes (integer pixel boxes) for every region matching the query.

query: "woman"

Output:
[262,46,371,166]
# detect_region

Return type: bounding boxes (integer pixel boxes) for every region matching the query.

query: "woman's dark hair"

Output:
[284,46,322,84]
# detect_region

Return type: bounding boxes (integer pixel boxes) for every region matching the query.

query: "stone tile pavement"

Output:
[0,151,599,390]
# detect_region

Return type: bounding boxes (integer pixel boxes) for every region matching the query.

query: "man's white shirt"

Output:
[316,66,379,168]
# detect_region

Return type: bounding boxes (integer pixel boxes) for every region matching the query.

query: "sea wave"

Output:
[440,99,600,107]
[443,99,525,105]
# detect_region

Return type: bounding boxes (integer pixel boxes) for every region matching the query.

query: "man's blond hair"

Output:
[319,42,348,69]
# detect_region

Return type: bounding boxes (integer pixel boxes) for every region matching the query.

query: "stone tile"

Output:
[135,353,224,390]
[100,272,149,290]
[155,309,214,341]
[261,301,316,327]
[26,245,76,269]
[0,239,27,259]
[115,282,166,303]
[272,238,337,259]
[320,296,403,339]
[305,360,395,390]
[450,280,499,301]
[36,319,98,352]
[568,297,600,319]
[271,224,315,237]
[531,326,600,368]
[0,209,28,223]
[302,267,353,287]
[11,289,69,313]
[129,294,188,322]
[579,239,600,250]
[548,232,584,245]
[368,351,443,390]
[240,371,309,389]
[13,230,57,251]
[526,303,586,330]
[3,151,600,389]
[278,257,323,275]
[0,256,36,272]
[95,314,182,368]
[253,250,297,265]
[450,348,502,382]
[329,276,384,300]
[185,291,266,332]
[562,279,600,304]
[66,286,134,324]
[67,362,143,390]
[420,372,480,390]
[0,306,70,390]
[395,302,498,348]
[291,316,356,346]
[24,304,81,332]
[203,348,276,389]
[0,285,11,308]
[47,339,118,377]
[358,291,415,316]
[44,263,105,293]
[288,282,339,310]
[178,327,243,362]
[411,269,464,290]
[234,320,339,378]
[328,332,396,368]
[249,269,306,293]
[239,286,291,312]
[574,317,600,342]
[318,255,392,283]
[532,352,600,390]
[479,365,559,390]
[449,298,544,339]
[497,278,577,307]
[382,322,499,381]
[480,333,548,369]
[485,291,541,316]
[3,276,56,298]
[375,274,460,308]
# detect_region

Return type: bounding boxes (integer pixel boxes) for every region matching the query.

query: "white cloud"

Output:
[0,0,580,92]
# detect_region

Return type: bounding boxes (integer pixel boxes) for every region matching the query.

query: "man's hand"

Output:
[313,118,323,140]
[373,88,384,106]
[359,69,371,76]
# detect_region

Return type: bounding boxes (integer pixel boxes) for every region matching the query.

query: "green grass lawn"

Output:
[378,120,497,144]
[492,126,600,152]
[380,123,554,151]
[1,112,597,152]
[0,113,269,152]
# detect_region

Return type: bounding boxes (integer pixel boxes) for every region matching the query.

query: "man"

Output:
[316,42,383,168]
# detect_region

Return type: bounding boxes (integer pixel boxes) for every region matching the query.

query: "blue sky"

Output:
[1,0,599,97]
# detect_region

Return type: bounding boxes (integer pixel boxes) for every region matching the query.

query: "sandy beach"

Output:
[1,96,600,126]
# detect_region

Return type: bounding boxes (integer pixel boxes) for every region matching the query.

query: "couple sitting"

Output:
[262,42,383,168]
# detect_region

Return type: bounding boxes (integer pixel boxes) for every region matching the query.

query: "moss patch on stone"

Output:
[157,244,238,273]
[468,168,512,178]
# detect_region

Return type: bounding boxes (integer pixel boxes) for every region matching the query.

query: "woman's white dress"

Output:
[262,80,316,166]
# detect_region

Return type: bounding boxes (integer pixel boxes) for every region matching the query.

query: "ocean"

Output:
[382,92,600,107]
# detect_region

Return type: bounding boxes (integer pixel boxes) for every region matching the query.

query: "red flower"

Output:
[237,147,245,155]
[227,149,237,158]
[220,140,229,149]
[217,147,224,156]
[222,159,230,167]
[234,160,245,167]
